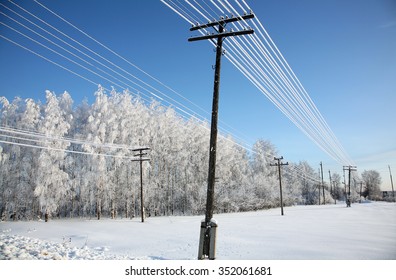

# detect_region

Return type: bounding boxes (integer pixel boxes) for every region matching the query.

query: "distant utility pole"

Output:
[133,147,150,222]
[343,165,357,207]
[318,168,321,205]
[189,12,255,260]
[270,156,289,215]
[343,168,347,199]
[329,170,336,204]
[320,162,325,204]
[389,165,395,202]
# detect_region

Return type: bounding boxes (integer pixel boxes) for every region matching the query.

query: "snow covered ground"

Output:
[1,201,395,260]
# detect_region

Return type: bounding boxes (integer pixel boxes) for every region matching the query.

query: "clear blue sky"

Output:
[0,0,395,189]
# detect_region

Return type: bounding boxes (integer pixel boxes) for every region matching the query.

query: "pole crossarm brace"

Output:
[131,147,150,152]
[130,158,150,162]
[131,147,151,162]
[188,29,254,42]
[343,165,357,170]
[190,13,255,31]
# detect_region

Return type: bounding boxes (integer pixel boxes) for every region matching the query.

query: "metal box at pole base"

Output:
[346,197,351,207]
[198,219,218,260]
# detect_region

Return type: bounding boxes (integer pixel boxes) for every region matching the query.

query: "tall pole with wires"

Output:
[389,165,395,202]
[189,13,254,260]
[320,162,325,204]
[133,147,150,222]
[329,170,336,204]
[270,156,289,216]
[343,165,357,207]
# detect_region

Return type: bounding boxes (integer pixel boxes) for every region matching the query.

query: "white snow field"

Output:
[1,201,395,260]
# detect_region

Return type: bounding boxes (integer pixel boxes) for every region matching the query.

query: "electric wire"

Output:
[32,0,214,123]
[159,1,324,182]
[0,126,148,151]
[206,1,348,164]
[163,0,354,166]
[0,139,149,161]
[237,0,353,164]
[30,0,255,149]
[0,34,100,88]
[0,0,328,184]
[1,1,235,144]
[201,1,349,164]
[161,0,355,182]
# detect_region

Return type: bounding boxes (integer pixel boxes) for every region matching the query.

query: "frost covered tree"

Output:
[250,139,279,209]
[287,161,319,205]
[0,97,35,220]
[0,88,325,220]
[215,136,251,212]
[0,145,10,220]
[17,98,41,219]
[34,91,71,221]
[361,170,382,200]
[329,172,343,202]
[81,87,112,219]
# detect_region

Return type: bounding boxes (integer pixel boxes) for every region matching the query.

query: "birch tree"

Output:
[34,91,70,221]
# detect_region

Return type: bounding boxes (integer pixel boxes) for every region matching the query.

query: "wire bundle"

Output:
[0,0,349,183]
[161,0,355,168]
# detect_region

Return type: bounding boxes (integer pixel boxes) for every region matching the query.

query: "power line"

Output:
[0,34,319,185]
[0,1,330,183]
[0,138,149,161]
[2,0,256,151]
[162,0,354,167]
[0,125,149,160]
[167,1,356,181]
[32,0,218,128]
[0,126,147,151]
[0,34,100,88]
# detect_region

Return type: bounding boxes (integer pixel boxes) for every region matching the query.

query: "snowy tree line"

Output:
[1,87,356,221]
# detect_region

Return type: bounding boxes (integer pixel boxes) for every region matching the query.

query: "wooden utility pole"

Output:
[270,156,289,215]
[389,165,395,202]
[318,168,321,205]
[343,168,347,199]
[343,165,357,207]
[329,170,336,204]
[189,12,254,260]
[133,147,150,222]
[320,162,325,204]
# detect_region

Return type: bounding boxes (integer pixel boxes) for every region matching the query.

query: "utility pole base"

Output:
[346,197,351,207]
[198,219,218,260]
